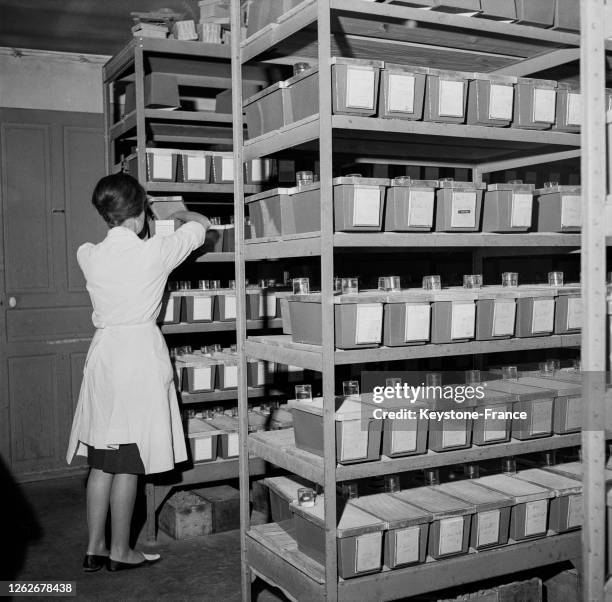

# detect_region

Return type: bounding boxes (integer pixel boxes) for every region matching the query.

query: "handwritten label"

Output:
[152,153,173,180]
[186,155,207,181]
[388,73,416,113]
[390,423,418,454]
[193,296,213,321]
[438,517,464,555]
[566,92,582,126]
[488,83,514,120]
[565,396,582,431]
[530,398,553,435]
[567,495,583,528]
[477,510,500,547]
[355,303,383,345]
[352,186,381,226]
[451,301,476,340]
[438,79,465,117]
[533,87,556,123]
[531,298,555,334]
[566,296,582,329]
[450,191,477,228]
[524,499,548,536]
[192,366,213,391]
[394,527,421,565]
[226,432,239,457]
[492,300,516,337]
[162,298,175,322]
[194,437,213,461]
[340,420,369,461]
[346,67,376,110]
[408,190,434,227]
[442,418,468,448]
[223,365,238,388]
[405,303,431,342]
[561,195,582,228]
[510,193,533,228]
[223,294,237,320]
[221,156,234,181]
[355,532,382,573]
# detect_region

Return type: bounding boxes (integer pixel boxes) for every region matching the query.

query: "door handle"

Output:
[8,297,17,308]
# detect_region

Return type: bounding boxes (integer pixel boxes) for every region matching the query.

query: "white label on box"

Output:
[524,499,548,536]
[566,296,582,329]
[483,413,508,442]
[352,186,381,226]
[388,73,416,113]
[346,67,376,110]
[192,296,212,321]
[408,190,434,227]
[567,494,583,528]
[192,366,212,391]
[223,365,238,388]
[153,153,173,180]
[442,419,468,448]
[438,79,465,117]
[488,83,514,120]
[531,298,555,334]
[565,396,582,431]
[226,432,239,457]
[561,195,582,228]
[450,191,477,228]
[404,303,431,342]
[186,155,207,181]
[257,361,266,386]
[250,159,264,183]
[340,420,369,461]
[223,295,237,320]
[492,300,516,337]
[221,156,234,181]
[451,302,475,340]
[355,303,383,345]
[390,423,418,454]
[162,298,175,322]
[510,193,533,228]
[530,398,553,435]
[438,517,464,555]
[566,92,582,126]
[155,220,175,237]
[533,87,556,123]
[394,527,421,565]
[194,437,213,461]
[258,294,277,318]
[477,510,500,547]
[354,532,382,573]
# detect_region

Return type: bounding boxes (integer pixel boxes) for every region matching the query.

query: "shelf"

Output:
[195,252,235,263]
[245,334,581,370]
[242,0,578,70]
[146,182,259,194]
[161,318,282,334]
[247,523,580,602]
[243,115,580,162]
[179,387,283,405]
[248,428,581,485]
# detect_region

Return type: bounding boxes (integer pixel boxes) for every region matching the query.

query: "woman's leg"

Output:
[86,468,113,556]
[109,473,143,563]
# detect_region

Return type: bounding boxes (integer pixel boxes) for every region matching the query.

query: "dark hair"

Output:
[91,173,146,227]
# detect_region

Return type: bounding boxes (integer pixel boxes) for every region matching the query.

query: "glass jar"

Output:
[548,271,564,286]
[422,275,442,290]
[463,274,483,289]
[296,171,314,187]
[502,272,519,287]
[292,277,310,294]
[341,277,359,294]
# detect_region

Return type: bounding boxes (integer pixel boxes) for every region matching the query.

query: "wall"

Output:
[0,47,108,113]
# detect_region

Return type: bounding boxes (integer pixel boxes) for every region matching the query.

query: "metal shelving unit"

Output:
[231,1,585,600]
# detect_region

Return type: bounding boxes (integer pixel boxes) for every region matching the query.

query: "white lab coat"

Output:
[67,222,207,474]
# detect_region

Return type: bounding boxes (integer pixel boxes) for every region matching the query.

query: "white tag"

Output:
[510,193,533,228]
[250,159,264,183]
[408,190,434,227]
[388,73,416,113]
[340,420,369,461]
[524,499,548,536]
[390,423,418,454]
[192,296,212,321]
[531,298,555,334]
[256,361,266,386]
[477,510,500,547]
[566,297,582,329]
[442,419,468,448]
[394,527,421,565]
[223,295,237,320]
[194,437,213,461]
[226,432,239,457]
[492,300,516,337]
[565,397,582,431]
[533,87,556,123]
[355,303,383,345]
[530,398,553,435]
[450,191,477,228]
[155,220,175,237]
[352,186,381,226]
[186,155,207,181]
[483,412,508,442]
[561,195,581,228]
[438,517,464,555]
[346,67,376,110]
[192,366,212,391]
[221,156,234,181]
[451,302,475,340]
[438,79,465,117]
[259,294,277,318]
[566,92,582,126]
[488,83,514,120]
[162,298,175,322]
[223,365,238,388]
[153,153,173,180]
[567,495,583,528]
[404,303,431,342]
[354,532,382,573]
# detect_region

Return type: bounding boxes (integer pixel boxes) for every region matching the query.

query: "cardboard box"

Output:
[124,73,179,114]
[384,178,437,231]
[467,74,516,128]
[430,289,478,343]
[177,151,211,183]
[482,182,535,232]
[246,0,303,37]
[513,78,558,130]
[331,58,383,117]
[424,69,471,124]
[333,176,388,233]
[434,180,485,232]
[536,184,581,232]
[471,386,515,445]
[378,64,428,120]
[158,490,214,540]
[187,418,220,462]
[515,287,557,337]
[181,291,216,323]
[383,295,432,346]
[553,85,582,133]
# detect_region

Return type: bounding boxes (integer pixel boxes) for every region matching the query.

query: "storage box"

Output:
[515,286,557,337]
[285,67,319,123]
[331,58,383,117]
[291,396,382,465]
[476,474,553,541]
[292,496,385,579]
[284,183,321,235]
[210,290,234,322]
[246,359,273,388]
[514,468,582,532]
[430,0,480,13]
[434,180,485,232]
[441,480,513,549]
[145,148,178,182]
[481,182,535,232]
[514,0,555,27]
[384,178,437,231]
[467,74,516,127]
[378,64,428,120]
[382,293,432,346]
[553,85,582,132]
[334,176,388,233]
[211,153,236,183]
[424,69,471,124]
[243,82,291,139]
[245,288,264,320]
[513,79,558,130]
[222,225,235,252]
[178,150,211,183]
[210,414,239,459]
[217,361,238,390]
[180,291,216,323]
[158,294,181,324]
[246,0,303,37]
[555,287,582,334]
[349,493,431,569]
[264,475,314,522]
[392,486,474,559]
[124,73,179,114]
[536,184,581,232]
[553,0,580,31]
[475,287,517,340]
[246,158,276,185]
[180,358,217,393]
[187,418,220,462]
[477,0,517,20]
[427,394,474,452]
[430,289,478,343]
[471,386,515,445]
[205,224,232,252]
[158,490,213,540]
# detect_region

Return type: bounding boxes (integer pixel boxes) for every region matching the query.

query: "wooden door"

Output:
[0,109,107,480]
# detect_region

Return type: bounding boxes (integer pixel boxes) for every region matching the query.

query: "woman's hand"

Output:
[169,210,211,231]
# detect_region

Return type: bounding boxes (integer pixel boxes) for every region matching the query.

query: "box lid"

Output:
[332,176,390,187]
[350,493,432,529]
[263,475,314,503]
[438,179,486,190]
[245,188,291,202]
[427,68,473,80]
[384,63,429,75]
[514,285,558,299]
[290,396,373,421]
[517,375,581,398]
[243,81,288,106]
[471,73,517,85]
[535,185,581,195]
[517,77,558,88]
[483,378,555,401]
[543,462,583,480]
[487,182,535,192]
[392,486,476,519]
[388,178,438,189]
[440,480,514,511]
[186,418,220,438]
[175,353,218,369]
[475,286,518,300]
[330,56,384,69]
[430,289,479,302]
[538,370,583,384]
[476,474,554,503]
[289,182,321,195]
[514,468,582,497]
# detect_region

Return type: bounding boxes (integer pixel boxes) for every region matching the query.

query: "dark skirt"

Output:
[87,444,145,475]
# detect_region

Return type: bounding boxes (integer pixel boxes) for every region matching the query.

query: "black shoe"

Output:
[83,554,108,572]
[107,553,161,572]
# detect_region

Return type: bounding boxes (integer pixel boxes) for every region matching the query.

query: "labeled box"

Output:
[434,180,485,232]
[384,178,437,231]
[471,385,515,445]
[178,150,211,183]
[430,289,478,343]
[536,184,581,232]
[427,395,474,452]
[187,418,220,463]
[482,182,535,232]
[475,287,517,340]
[124,73,179,114]
[213,290,237,322]
[553,85,582,133]
[424,69,471,124]
[210,414,240,459]
[514,0,555,27]
[181,291,216,323]
[513,78,558,130]
[264,475,314,522]
[378,64,428,120]
[467,74,516,128]
[284,182,321,235]
[143,148,178,182]
[555,287,582,334]
[158,293,182,324]
[515,287,557,337]
[211,153,236,183]
[180,358,217,393]
[331,58,383,117]
[383,293,432,346]
[334,176,388,233]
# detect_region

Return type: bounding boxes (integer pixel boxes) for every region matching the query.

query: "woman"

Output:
[67,173,210,571]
